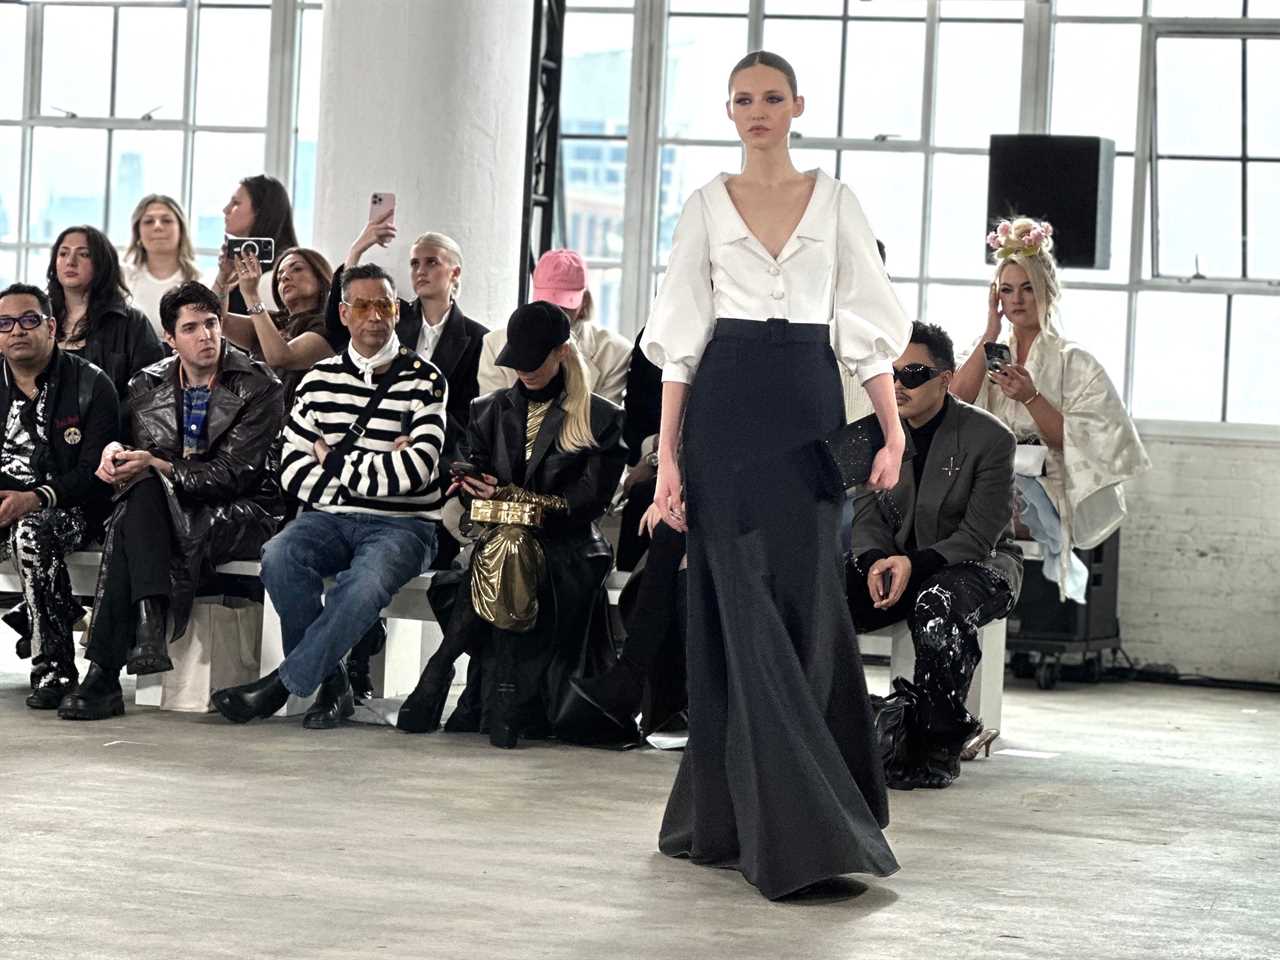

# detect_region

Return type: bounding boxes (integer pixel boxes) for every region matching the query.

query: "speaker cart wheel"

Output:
[1036,659,1060,691]
[1083,654,1104,684]
[1011,652,1035,680]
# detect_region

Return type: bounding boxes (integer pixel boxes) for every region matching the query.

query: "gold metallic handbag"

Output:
[470,523,546,633]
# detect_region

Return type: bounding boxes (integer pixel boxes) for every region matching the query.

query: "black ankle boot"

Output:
[57,663,124,721]
[304,664,355,730]
[211,670,290,723]
[569,656,644,730]
[347,656,374,702]
[396,665,455,734]
[126,597,172,676]
[27,661,78,710]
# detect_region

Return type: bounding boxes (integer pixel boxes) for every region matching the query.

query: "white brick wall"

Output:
[1118,434,1280,683]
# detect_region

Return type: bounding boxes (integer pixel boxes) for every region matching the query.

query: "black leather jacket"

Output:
[73,298,164,422]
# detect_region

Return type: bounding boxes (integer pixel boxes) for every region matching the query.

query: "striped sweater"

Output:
[281,348,448,519]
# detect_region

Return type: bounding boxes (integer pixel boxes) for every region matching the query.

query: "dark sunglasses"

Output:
[0,312,48,333]
[893,363,942,389]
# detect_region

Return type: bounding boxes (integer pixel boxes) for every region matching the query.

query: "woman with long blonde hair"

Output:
[397,301,628,750]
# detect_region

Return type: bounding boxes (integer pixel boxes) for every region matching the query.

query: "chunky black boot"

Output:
[57,663,125,721]
[569,656,644,731]
[396,665,455,734]
[126,597,172,676]
[303,664,355,730]
[211,670,290,723]
[347,658,374,702]
[27,660,78,710]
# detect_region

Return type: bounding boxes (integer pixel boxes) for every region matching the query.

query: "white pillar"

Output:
[312,0,532,328]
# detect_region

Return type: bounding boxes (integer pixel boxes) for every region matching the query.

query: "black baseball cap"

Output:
[495,300,571,372]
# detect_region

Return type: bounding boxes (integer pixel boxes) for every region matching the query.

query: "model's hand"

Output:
[654,455,686,533]
[868,555,912,610]
[0,490,42,527]
[867,431,904,492]
[992,362,1037,403]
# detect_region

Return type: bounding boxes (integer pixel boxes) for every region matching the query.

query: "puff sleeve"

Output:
[832,184,910,384]
[641,189,715,384]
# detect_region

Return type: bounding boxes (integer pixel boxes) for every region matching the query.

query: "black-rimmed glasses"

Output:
[0,312,48,333]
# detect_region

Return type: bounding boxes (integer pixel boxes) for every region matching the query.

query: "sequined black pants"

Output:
[0,506,87,679]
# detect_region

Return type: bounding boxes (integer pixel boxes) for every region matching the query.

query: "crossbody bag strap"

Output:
[320,350,415,480]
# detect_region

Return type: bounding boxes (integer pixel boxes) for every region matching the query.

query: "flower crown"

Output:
[986,219,1053,260]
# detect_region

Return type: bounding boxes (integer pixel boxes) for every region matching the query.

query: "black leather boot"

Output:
[211,670,290,724]
[27,660,78,710]
[396,665,455,734]
[569,655,644,731]
[347,657,374,702]
[303,664,355,730]
[57,663,124,721]
[126,597,172,676]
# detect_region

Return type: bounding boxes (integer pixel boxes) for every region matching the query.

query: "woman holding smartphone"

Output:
[210,174,300,315]
[950,217,1149,603]
[641,51,909,900]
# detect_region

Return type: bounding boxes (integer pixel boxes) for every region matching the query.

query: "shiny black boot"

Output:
[126,597,172,676]
[57,663,125,721]
[396,665,455,734]
[303,664,355,730]
[211,670,290,723]
[27,660,79,710]
[347,657,374,702]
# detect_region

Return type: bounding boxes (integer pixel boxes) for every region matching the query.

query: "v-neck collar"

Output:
[713,168,829,264]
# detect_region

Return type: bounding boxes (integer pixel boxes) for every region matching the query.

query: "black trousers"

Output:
[85,477,173,672]
[848,560,1013,744]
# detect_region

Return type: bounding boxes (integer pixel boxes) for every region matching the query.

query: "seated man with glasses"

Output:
[58,281,285,721]
[211,263,447,729]
[0,284,118,709]
[847,321,1022,790]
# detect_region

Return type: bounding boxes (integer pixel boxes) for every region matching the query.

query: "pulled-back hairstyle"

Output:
[412,231,464,298]
[125,194,200,280]
[993,216,1062,331]
[239,174,299,252]
[728,50,798,96]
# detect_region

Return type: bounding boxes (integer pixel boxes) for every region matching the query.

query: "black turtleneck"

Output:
[516,370,565,403]
[909,394,950,491]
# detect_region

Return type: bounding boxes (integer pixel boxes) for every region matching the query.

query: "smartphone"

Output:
[984,342,1013,373]
[369,192,397,226]
[450,460,483,480]
[225,236,276,267]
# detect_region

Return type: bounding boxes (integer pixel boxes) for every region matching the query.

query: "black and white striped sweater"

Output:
[281,348,448,519]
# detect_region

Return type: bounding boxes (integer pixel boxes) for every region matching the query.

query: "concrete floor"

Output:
[1,666,1277,960]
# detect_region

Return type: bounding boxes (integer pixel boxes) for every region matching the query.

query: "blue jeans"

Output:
[261,510,437,696]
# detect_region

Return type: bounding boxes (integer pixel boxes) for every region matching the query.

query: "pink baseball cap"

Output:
[531,249,587,311]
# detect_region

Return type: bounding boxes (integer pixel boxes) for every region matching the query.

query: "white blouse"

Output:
[642,170,909,385]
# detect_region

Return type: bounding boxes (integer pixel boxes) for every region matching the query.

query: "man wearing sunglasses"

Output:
[848,321,1023,791]
[0,283,119,709]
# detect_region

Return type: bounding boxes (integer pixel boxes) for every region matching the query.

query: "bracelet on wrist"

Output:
[1022,390,1041,407]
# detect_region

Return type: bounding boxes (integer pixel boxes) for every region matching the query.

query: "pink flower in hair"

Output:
[986,231,1001,250]
[1028,227,1045,246]
[996,221,1012,239]
[1042,222,1053,237]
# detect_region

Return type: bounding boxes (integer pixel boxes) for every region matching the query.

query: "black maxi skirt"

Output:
[658,318,899,900]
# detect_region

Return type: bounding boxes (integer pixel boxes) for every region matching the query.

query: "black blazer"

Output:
[0,348,119,527]
[463,387,627,538]
[324,265,486,455]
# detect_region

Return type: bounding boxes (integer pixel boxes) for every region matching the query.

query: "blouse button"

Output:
[771,289,784,300]
[768,265,780,276]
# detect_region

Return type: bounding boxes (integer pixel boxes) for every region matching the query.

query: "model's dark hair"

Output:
[46,225,130,329]
[728,50,798,97]
[239,174,299,252]
[0,282,53,316]
[270,246,333,314]
[159,280,222,335]
[340,262,396,298]
[910,321,956,373]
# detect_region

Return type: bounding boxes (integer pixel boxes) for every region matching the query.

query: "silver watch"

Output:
[247,301,267,315]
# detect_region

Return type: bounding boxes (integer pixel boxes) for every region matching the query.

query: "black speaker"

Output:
[1008,531,1121,643]
[986,134,1116,269]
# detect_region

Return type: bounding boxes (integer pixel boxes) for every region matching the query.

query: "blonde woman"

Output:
[951,217,1150,601]
[397,301,628,750]
[123,194,201,334]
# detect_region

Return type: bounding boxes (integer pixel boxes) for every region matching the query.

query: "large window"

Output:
[567,0,1280,428]
[0,0,323,289]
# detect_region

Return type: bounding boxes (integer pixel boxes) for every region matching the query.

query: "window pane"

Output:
[0,5,25,120]
[1132,292,1226,422]
[1248,0,1280,14]
[893,281,919,323]
[564,12,632,136]
[790,148,837,179]
[933,23,1022,149]
[766,0,842,12]
[928,153,990,279]
[587,266,624,332]
[1156,160,1242,278]
[1058,289,1128,389]
[844,21,926,142]
[562,139,627,261]
[655,143,741,265]
[1055,0,1142,13]
[196,8,271,126]
[848,0,927,13]
[841,151,924,276]
[670,0,747,11]
[1156,38,1241,157]
[190,131,266,251]
[939,1,1022,18]
[28,128,108,244]
[923,283,987,350]
[1247,163,1280,281]
[1061,155,1133,285]
[0,250,15,290]
[1227,297,1280,424]
[758,19,839,139]
[293,6,323,246]
[569,0,633,7]
[107,131,185,245]
[664,16,749,139]
[41,7,113,118]
[1150,0,1244,15]
[1247,40,1280,159]
[0,126,20,243]
[1052,24,1140,154]
[116,8,187,120]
